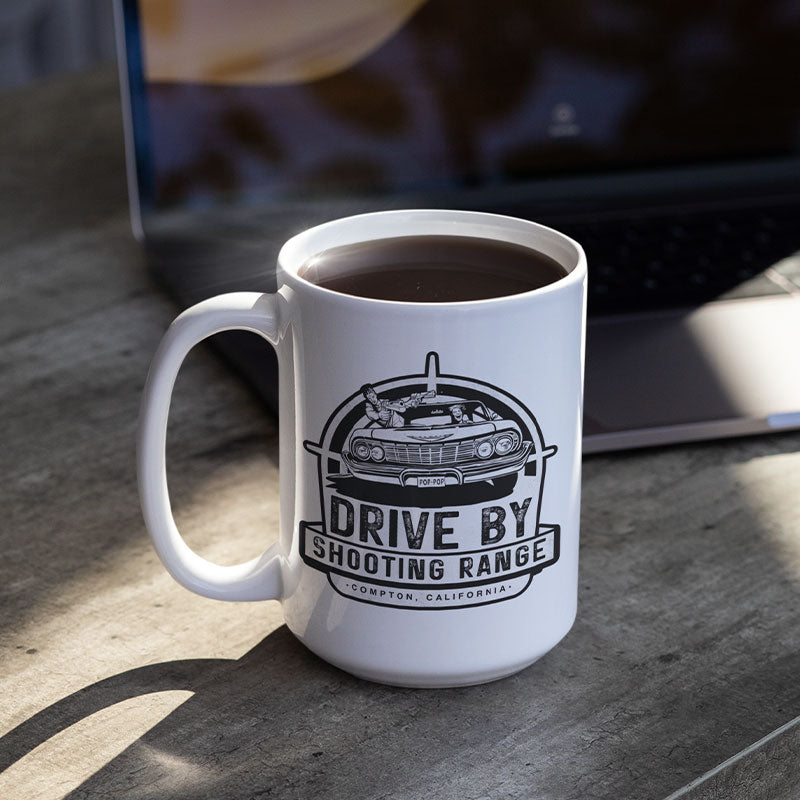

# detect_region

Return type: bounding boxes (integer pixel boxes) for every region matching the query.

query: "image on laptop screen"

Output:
[121,0,800,218]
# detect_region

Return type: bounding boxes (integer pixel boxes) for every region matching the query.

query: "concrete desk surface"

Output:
[1,68,799,800]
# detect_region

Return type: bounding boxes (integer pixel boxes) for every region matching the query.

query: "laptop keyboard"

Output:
[548,198,800,316]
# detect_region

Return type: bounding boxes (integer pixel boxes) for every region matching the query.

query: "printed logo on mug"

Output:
[138,210,586,687]
[300,351,560,610]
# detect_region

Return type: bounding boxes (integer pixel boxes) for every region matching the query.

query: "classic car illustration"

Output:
[341,394,535,488]
[303,352,558,502]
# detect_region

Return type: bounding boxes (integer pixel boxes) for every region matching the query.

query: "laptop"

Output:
[115,0,800,453]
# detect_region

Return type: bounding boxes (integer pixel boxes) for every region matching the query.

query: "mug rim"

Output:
[277,209,586,309]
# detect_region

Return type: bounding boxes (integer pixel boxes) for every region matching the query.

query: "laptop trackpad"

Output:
[583,296,800,450]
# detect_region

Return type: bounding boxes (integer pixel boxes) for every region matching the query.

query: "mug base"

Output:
[294,623,574,689]
[343,655,543,689]
[285,583,578,689]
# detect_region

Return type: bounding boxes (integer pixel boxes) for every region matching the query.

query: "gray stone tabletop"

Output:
[1,67,799,800]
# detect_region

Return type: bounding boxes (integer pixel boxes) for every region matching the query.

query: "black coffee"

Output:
[298,235,567,302]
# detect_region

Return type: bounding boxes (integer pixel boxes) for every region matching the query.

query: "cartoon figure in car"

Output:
[450,404,470,425]
[361,383,432,428]
[450,402,499,425]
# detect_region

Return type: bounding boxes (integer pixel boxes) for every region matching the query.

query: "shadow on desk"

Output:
[6,625,525,799]
[3,604,800,800]
[0,626,404,799]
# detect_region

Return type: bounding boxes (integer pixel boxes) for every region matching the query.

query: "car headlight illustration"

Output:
[476,438,495,459]
[494,432,518,455]
[353,439,371,460]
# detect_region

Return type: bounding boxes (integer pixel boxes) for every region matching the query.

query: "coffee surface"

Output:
[298,235,567,302]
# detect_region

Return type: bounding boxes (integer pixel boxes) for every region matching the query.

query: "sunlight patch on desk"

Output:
[168,450,280,567]
[0,691,195,800]
[728,451,800,584]
[684,298,800,420]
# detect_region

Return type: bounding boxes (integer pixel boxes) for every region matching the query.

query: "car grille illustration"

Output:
[380,440,477,465]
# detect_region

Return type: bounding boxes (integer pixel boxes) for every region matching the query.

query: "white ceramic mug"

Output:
[138,209,586,687]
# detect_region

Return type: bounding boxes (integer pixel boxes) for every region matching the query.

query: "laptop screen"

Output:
[121,0,800,216]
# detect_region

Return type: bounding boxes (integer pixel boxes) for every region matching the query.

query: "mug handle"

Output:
[137,292,284,601]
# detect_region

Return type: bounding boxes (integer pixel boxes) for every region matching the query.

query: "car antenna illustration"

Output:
[425,351,439,396]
